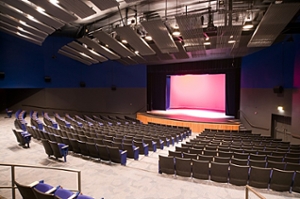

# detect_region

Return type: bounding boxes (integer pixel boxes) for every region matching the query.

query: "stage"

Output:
[137,109,240,133]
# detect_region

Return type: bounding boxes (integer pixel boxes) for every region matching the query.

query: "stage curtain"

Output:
[147,58,241,118]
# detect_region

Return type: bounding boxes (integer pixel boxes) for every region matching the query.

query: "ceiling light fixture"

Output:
[49,0,59,5]
[135,50,139,54]
[228,40,236,44]
[145,34,152,41]
[243,21,254,29]
[121,39,128,44]
[172,28,180,37]
[277,106,284,112]
[204,42,211,45]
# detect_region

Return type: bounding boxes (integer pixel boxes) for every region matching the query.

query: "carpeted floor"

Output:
[0,113,299,199]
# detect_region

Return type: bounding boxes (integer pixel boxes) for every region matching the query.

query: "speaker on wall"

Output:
[111,85,116,91]
[44,76,51,82]
[0,72,5,79]
[273,86,284,94]
[80,81,86,87]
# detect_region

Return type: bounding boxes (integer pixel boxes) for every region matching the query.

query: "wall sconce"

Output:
[277,106,284,112]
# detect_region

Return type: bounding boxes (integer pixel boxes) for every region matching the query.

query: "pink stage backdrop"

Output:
[170,74,225,111]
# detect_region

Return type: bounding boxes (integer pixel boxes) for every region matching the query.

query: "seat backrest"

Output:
[49,141,63,158]
[15,181,37,199]
[41,139,54,156]
[96,144,110,161]
[270,168,294,192]
[159,155,175,174]
[33,188,56,199]
[248,166,271,189]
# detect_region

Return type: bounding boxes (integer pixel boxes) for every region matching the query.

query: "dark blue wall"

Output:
[0,32,146,88]
[241,36,298,89]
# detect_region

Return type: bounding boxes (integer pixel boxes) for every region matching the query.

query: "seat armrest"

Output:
[45,186,60,194]
[120,150,127,155]
[68,192,80,199]
[143,143,149,148]
[28,181,39,187]
[61,145,69,149]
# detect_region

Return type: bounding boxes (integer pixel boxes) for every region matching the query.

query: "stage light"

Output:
[145,34,152,41]
[172,28,180,37]
[243,21,254,29]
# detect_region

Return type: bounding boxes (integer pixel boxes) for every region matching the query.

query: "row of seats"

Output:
[158,155,300,193]
[15,180,96,199]
[40,134,128,165]
[169,150,300,171]
[174,146,300,163]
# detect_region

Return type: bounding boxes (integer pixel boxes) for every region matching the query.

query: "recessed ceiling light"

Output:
[172,29,180,37]
[204,42,211,45]
[135,50,139,54]
[145,35,152,41]
[228,40,236,44]
[243,21,253,29]
[205,37,209,41]
[121,39,127,44]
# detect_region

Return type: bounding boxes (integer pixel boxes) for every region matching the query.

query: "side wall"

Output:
[241,35,300,143]
[0,32,147,115]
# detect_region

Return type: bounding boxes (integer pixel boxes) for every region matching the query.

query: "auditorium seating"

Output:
[41,139,69,162]
[158,128,300,193]
[6,108,13,118]
[12,129,31,148]
[15,180,57,199]
[15,180,97,199]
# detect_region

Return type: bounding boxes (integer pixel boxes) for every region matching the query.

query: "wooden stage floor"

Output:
[137,109,240,133]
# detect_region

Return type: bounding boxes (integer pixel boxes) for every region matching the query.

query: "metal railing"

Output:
[0,163,81,199]
[245,185,266,199]
[239,110,269,131]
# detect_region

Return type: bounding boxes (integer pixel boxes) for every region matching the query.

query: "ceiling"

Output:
[0,0,300,66]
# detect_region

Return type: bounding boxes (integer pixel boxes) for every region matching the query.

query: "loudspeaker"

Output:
[273,86,284,94]
[0,72,5,79]
[111,85,116,91]
[80,81,86,87]
[44,76,51,83]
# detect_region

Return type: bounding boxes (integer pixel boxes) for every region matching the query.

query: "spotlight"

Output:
[172,28,180,37]
[145,35,152,41]
[243,21,254,29]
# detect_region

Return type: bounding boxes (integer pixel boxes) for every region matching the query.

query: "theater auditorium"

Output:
[0,0,300,199]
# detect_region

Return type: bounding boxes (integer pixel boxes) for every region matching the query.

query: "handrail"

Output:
[275,128,300,140]
[245,185,266,199]
[239,110,269,131]
[0,163,81,199]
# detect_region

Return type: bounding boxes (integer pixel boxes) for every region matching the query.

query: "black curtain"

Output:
[147,58,241,118]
